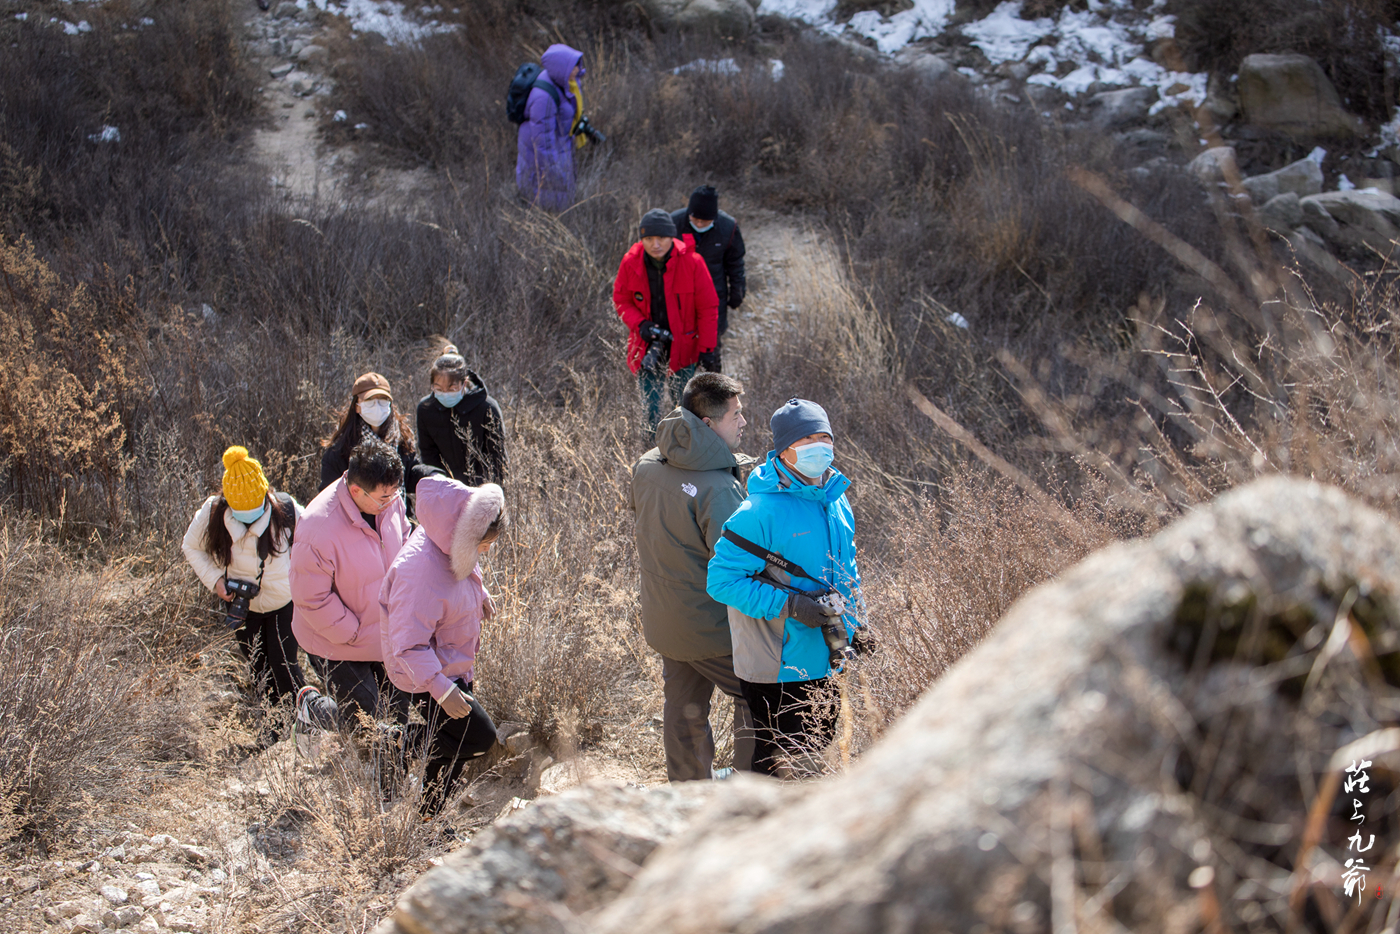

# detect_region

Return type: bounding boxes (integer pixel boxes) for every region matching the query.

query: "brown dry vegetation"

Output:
[2,0,1400,930]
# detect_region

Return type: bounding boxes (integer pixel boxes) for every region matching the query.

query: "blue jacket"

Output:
[706,453,862,683]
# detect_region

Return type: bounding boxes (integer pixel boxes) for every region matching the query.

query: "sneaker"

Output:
[710,766,735,781]
[293,686,325,758]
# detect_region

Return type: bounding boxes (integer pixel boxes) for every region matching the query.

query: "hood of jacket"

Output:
[747,452,851,504]
[541,44,583,89]
[414,475,505,580]
[655,407,739,473]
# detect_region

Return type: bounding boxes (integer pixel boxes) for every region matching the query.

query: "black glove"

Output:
[698,349,721,372]
[638,321,664,342]
[786,593,835,629]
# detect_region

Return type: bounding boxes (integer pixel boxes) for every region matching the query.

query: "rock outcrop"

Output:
[1241,156,1325,203]
[1238,53,1363,140]
[376,781,784,934]
[592,478,1400,931]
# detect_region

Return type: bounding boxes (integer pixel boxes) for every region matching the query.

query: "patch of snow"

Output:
[299,0,456,45]
[139,16,154,25]
[769,59,785,81]
[1338,174,1355,191]
[945,311,969,329]
[1379,112,1400,150]
[844,0,955,55]
[62,19,92,34]
[354,122,370,130]
[957,66,979,79]
[757,0,841,34]
[1306,146,1328,164]
[963,1,1054,65]
[14,12,27,20]
[88,125,121,143]
[333,110,348,122]
[672,58,741,76]
[1145,15,1174,40]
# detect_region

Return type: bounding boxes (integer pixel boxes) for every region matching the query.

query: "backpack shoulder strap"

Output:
[532,78,561,108]
[277,492,297,542]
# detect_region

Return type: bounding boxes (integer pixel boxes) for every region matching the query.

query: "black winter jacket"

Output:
[671,208,746,334]
[415,372,507,487]
[319,420,424,517]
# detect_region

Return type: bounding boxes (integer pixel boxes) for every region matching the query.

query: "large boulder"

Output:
[1238,53,1363,140]
[1257,191,1303,231]
[1301,188,1400,236]
[638,0,755,35]
[1241,156,1324,203]
[591,478,1400,932]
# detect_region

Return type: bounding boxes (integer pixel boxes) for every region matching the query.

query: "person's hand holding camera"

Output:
[439,684,473,719]
[698,350,721,372]
[787,593,842,629]
[216,579,232,601]
[638,321,664,343]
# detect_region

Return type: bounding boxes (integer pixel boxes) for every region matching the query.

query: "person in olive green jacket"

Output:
[630,373,756,781]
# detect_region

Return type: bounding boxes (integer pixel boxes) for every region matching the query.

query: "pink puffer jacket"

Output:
[290,477,410,662]
[380,476,505,700]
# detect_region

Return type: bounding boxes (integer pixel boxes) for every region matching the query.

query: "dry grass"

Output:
[3,0,1400,931]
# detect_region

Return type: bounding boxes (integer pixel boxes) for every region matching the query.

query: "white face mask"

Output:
[359,400,392,428]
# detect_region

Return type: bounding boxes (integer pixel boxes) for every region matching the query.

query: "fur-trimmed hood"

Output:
[414,475,505,580]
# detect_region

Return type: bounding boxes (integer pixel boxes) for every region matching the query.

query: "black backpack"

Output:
[506,62,561,124]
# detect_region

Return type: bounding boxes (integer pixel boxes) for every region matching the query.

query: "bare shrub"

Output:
[0,521,203,840]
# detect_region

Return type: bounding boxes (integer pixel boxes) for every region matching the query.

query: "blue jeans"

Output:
[639,364,697,432]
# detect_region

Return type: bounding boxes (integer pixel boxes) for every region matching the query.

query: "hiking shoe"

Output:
[293,686,325,758]
[710,766,735,781]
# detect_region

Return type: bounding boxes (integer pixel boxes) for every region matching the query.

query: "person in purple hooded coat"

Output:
[516,43,586,211]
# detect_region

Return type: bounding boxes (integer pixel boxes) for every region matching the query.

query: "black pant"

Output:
[235,603,305,704]
[739,677,837,777]
[309,657,412,728]
[408,679,497,815]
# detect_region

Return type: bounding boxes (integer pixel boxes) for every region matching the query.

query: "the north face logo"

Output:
[681,483,697,498]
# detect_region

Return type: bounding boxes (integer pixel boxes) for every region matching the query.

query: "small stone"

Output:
[166,914,203,933]
[14,876,39,894]
[136,917,160,934]
[269,62,294,79]
[68,915,101,934]
[100,885,129,906]
[297,44,327,65]
[273,1,298,18]
[176,844,211,866]
[133,880,161,899]
[148,835,177,849]
[115,905,144,926]
[504,732,536,755]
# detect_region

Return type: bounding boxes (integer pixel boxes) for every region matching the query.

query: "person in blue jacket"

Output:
[706,398,862,777]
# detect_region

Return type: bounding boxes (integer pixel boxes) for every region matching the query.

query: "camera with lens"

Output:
[814,591,856,666]
[574,115,607,144]
[640,328,672,374]
[224,577,261,629]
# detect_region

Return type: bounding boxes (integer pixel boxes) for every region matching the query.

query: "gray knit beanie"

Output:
[770,398,832,454]
[639,208,677,238]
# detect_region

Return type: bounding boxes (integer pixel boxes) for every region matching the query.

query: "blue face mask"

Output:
[230,503,266,524]
[435,389,465,408]
[791,442,834,479]
[692,220,714,233]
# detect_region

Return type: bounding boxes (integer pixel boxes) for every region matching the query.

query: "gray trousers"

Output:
[661,654,755,782]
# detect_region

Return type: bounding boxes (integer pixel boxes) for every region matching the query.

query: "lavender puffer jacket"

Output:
[380,476,505,700]
[515,43,583,211]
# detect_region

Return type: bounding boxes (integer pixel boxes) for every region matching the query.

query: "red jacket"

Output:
[613,239,719,375]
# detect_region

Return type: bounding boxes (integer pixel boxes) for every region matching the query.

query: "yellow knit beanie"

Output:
[222,446,269,511]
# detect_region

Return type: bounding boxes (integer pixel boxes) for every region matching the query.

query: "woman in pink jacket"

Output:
[380,474,506,813]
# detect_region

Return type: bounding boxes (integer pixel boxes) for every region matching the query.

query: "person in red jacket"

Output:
[614,209,720,433]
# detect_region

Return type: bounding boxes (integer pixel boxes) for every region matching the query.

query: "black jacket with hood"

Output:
[415,371,507,487]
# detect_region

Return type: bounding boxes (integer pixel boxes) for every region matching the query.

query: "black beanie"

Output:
[639,208,677,238]
[688,184,719,220]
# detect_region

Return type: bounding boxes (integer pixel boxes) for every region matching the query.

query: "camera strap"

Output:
[720,529,832,593]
